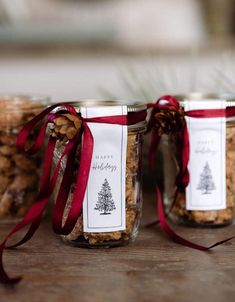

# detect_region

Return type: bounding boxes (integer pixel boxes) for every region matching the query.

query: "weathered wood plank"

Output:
[0,193,234,302]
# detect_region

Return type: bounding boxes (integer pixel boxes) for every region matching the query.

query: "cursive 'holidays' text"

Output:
[92,162,117,173]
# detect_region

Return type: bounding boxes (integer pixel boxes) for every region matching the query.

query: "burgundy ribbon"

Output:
[148,95,189,188]
[149,95,235,251]
[0,103,147,284]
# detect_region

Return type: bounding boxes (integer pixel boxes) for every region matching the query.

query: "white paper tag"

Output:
[81,106,127,232]
[185,100,226,211]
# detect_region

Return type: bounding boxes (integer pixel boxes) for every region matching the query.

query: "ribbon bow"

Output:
[0,102,147,284]
[148,95,190,189]
[148,95,235,251]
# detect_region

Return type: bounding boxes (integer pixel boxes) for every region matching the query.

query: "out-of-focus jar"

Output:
[162,93,235,227]
[0,95,49,220]
[52,100,147,247]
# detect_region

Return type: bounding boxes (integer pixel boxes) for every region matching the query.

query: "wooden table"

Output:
[0,194,235,302]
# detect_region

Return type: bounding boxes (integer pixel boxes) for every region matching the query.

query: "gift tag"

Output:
[81,106,127,232]
[184,100,226,211]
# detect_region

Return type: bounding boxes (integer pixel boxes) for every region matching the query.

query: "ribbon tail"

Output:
[0,136,56,284]
[0,196,49,284]
[60,123,93,235]
[145,187,179,228]
[8,204,46,249]
[156,186,235,251]
[207,236,235,249]
[0,244,22,284]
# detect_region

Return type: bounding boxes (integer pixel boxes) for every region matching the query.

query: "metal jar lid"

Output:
[67,99,147,113]
[176,93,235,108]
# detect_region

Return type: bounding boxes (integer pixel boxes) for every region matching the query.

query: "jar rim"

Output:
[54,99,147,131]
[176,93,235,107]
[62,99,147,112]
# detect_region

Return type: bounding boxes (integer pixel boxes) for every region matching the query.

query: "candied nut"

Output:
[0,98,46,220]
[0,133,16,146]
[191,211,217,223]
[0,145,17,156]
[126,135,138,174]
[124,208,137,234]
[0,112,24,127]
[16,190,38,216]
[231,172,235,190]
[84,231,122,245]
[227,194,234,207]
[9,174,38,191]
[227,150,235,161]
[0,99,44,128]
[0,155,12,171]
[0,191,12,217]
[8,190,25,215]
[215,208,233,224]
[12,154,37,172]
[126,175,136,205]
[67,215,84,241]
[0,175,10,194]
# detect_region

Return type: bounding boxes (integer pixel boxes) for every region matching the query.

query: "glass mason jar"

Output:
[162,93,235,227]
[53,100,147,247]
[0,94,49,221]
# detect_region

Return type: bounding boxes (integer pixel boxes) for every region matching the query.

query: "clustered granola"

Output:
[0,99,44,219]
[171,125,235,226]
[51,113,142,246]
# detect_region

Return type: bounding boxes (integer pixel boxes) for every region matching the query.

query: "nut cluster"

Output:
[50,113,82,142]
[0,99,44,219]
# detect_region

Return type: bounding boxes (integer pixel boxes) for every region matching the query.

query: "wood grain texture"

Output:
[0,192,235,302]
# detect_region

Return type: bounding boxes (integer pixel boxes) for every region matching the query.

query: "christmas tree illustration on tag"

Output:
[197,162,216,194]
[94,178,116,215]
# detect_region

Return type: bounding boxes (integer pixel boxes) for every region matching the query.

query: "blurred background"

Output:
[0,0,235,101]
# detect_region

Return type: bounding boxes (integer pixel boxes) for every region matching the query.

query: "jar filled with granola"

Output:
[51,100,147,247]
[0,95,49,220]
[161,93,235,227]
